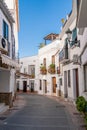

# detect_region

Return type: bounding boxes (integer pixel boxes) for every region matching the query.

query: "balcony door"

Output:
[52,77,56,93]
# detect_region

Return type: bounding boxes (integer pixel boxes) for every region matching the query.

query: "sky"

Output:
[18,0,72,58]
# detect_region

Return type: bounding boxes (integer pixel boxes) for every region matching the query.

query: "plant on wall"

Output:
[40,64,47,75]
[48,64,55,74]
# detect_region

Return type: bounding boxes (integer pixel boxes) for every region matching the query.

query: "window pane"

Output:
[3,20,9,40]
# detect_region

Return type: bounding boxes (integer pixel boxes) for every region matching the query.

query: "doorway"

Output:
[31,82,34,92]
[64,71,68,98]
[23,81,27,92]
[73,69,79,98]
[44,80,47,93]
[84,65,87,91]
[52,77,56,93]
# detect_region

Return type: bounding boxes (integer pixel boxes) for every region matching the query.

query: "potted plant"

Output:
[40,65,47,75]
[48,64,55,74]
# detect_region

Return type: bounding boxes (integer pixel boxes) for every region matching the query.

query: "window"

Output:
[3,20,9,40]
[39,80,42,90]
[68,70,71,87]
[70,28,77,47]
[24,68,27,74]
[31,67,35,75]
[72,28,77,41]
[43,58,46,67]
[59,78,62,86]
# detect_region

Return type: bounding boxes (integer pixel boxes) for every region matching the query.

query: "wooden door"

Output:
[84,65,87,91]
[75,69,79,97]
[52,77,56,93]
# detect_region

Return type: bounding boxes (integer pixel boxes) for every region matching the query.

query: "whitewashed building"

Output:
[4,0,19,57]
[16,56,39,92]
[0,0,19,107]
[58,0,79,101]
[77,0,87,99]
[58,0,87,101]
[38,34,62,96]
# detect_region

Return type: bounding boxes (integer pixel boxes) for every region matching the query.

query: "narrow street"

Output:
[0,93,85,130]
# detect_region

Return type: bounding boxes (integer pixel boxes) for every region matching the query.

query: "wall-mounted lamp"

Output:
[66,29,80,47]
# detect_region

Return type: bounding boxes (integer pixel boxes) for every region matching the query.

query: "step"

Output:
[0,103,9,114]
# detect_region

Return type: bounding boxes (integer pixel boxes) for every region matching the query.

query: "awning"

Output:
[1,54,19,68]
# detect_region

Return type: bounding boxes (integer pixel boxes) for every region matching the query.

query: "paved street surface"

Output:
[0,93,86,130]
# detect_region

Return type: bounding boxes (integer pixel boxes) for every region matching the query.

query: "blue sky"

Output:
[19,0,72,58]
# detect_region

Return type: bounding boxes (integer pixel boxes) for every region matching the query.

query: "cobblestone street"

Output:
[0,93,86,130]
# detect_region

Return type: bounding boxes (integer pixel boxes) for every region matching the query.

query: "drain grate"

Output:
[0,117,7,120]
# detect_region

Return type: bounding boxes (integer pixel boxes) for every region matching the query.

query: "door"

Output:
[75,69,79,97]
[84,65,87,91]
[17,81,19,91]
[23,81,27,92]
[64,71,68,98]
[31,82,34,92]
[52,77,56,93]
[73,69,79,98]
[44,80,47,93]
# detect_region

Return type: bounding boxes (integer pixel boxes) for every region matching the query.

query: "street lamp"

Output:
[66,28,80,47]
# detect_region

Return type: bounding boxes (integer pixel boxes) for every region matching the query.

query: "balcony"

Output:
[48,64,55,74]
[40,66,47,75]
[59,44,69,64]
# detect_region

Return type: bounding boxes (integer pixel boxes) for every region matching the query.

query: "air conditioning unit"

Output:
[0,36,8,52]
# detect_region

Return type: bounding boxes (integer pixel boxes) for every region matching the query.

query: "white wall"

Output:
[38,39,61,95]
[4,0,19,57]
[18,55,39,91]
[0,70,10,92]
[0,9,11,43]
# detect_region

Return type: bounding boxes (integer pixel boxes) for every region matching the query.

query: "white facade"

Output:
[58,0,81,101]
[38,39,61,95]
[77,0,87,99]
[4,0,19,58]
[17,55,39,92]
[0,0,19,107]
[57,0,87,101]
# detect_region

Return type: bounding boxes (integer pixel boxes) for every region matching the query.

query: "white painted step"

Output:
[0,103,9,114]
